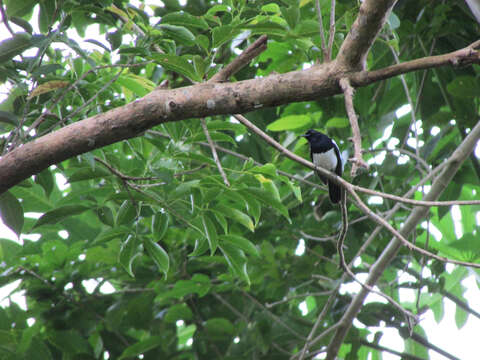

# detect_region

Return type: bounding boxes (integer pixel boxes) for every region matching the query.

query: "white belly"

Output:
[312,148,337,171]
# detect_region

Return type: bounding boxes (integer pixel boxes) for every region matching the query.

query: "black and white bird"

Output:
[302,129,343,203]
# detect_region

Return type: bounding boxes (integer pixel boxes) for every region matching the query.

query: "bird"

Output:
[301,129,343,203]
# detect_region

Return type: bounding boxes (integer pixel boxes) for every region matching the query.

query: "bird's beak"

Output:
[300,134,307,138]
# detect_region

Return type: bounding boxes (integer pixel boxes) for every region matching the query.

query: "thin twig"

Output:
[315,0,329,61]
[243,291,306,341]
[337,189,348,269]
[339,78,369,176]
[365,147,430,172]
[327,0,336,60]
[210,35,268,82]
[200,118,230,186]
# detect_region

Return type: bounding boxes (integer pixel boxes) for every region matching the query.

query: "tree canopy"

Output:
[0,0,479,359]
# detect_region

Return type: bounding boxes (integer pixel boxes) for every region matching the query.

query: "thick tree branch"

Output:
[336,0,397,70]
[0,40,479,194]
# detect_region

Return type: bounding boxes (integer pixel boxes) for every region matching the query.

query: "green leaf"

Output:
[47,329,90,355]
[250,163,277,177]
[143,237,170,277]
[220,234,260,257]
[281,6,300,29]
[119,336,163,360]
[5,0,37,17]
[214,204,254,232]
[242,187,290,222]
[118,234,140,277]
[161,12,209,30]
[67,166,112,182]
[279,175,302,202]
[158,24,196,46]
[219,242,250,285]
[388,11,400,29]
[455,304,468,329]
[245,21,287,37]
[267,115,312,131]
[0,32,32,62]
[116,200,137,226]
[96,206,115,227]
[164,303,193,323]
[243,196,261,225]
[177,324,196,347]
[0,192,24,236]
[35,169,54,198]
[262,3,281,13]
[212,25,239,48]
[152,212,169,240]
[0,110,18,126]
[158,275,211,300]
[202,213,218,254]
[33,205,89,229]
[117,74,155,97]
[204,317,235,338]
[447,76,480,98]
[326,117,349,128]
[151,54,201,82]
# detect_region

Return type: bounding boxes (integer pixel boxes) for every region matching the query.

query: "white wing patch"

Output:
[312,148,338,171]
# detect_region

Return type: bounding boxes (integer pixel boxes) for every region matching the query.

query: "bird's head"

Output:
[301,129,326,143]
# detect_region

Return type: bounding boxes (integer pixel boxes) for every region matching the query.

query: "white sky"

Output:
[1,2,480,359]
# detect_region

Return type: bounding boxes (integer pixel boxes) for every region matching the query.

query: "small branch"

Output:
[365,147,430,172]
[343,265,419,324]
[94,157,160,182]
[339,78,369,176]
[351,39,480,86]
[265,290,333,308]
[231,116,480,209]
[210,35,268,82]
[315,0,329,61]
[174,164,207,177]
[243,291,306,341]
[327,0,336,60]
[200,118,230,187]
[337,189,348,269]
[409,332,460,360]
[358,339,426,360]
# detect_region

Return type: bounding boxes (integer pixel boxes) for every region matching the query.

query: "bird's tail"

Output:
[328,181,341,203]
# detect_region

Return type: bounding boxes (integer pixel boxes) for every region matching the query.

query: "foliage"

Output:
[0,0,479,359]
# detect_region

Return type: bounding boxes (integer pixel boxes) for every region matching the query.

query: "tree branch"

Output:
[200,118,230,187]
[1,40,479,194]
[336,0,397,70]
[339,77,369,176]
